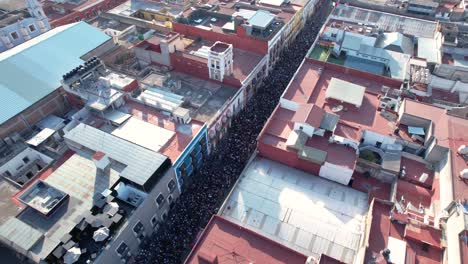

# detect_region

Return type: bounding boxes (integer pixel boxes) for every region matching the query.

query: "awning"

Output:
[26,128,55,147]
[408,126,425,136]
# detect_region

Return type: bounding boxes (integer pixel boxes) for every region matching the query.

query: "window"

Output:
[132,221,144,234]
[150,214,158,227]
[375,141,382,148]
[161,211,168,221]
[22,157,30,164]
[167,179,176,193]
[10,31,19,40]
[167,195,173,205]
[28,24,36,32]
[156,193,165,207]
[116,242,128,256]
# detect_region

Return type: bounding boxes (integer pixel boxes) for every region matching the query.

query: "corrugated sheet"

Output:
[0,22,111,124]
[298,146,327,164]
[248,10,275,29]
[0,218,43,251]
[64,123,168,186]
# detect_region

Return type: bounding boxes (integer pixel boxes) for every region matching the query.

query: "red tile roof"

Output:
[396,179,433,208]
[404,224,442,249]
[291,104,325,128]
[365,199,443,264]
[402,99,468,201]
[184,215,308,264]
[305,135,356,169]
[351,171,392,202]
[399,157,435,189]
[123,101,203,162]
[334,122,361,141]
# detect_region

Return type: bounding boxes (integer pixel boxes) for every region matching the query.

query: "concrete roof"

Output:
[111,117,175,153]
[0,22,110,125]
[417,37,441,64]
[0,218,43,252]
[64,123,169,186]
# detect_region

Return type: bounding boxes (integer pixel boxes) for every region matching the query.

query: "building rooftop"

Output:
[0,7,31,28]
[185,215,308,264]
[365,199,443,264]
[111,117,175,153]
[17,180,68,216]
[0,21,110,125]
[180,37,265,86]
[331,4,439,39]
[140,71,238,124]
[181,0,305,41]
[89,16,135,32]
[282,60,408,141]
[65,123,169,187]
[42,0,114,22]
[113,100,204,162]
[0,218,43,253]
[0,149,124,261]
[220,157,369,263]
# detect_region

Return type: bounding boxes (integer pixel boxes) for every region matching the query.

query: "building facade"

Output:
[0,0,51,52]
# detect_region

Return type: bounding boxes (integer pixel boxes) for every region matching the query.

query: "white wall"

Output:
[0,148,53,176]
[444,205,466,264]
[319,162,353,185]
[294,122,315,137]
[95,169,180,264]
[279,98,299,111]
[362,130,396,146]
[330,135,360,150]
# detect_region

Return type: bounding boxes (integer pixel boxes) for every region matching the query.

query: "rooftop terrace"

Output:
[140,71,238,124]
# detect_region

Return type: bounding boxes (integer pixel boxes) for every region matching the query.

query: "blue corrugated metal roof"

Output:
[0,22,111,124]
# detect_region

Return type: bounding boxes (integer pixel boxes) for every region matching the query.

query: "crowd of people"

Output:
[135,2,333,263]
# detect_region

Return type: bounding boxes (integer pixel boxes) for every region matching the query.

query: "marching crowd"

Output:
[135,2,333,263]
